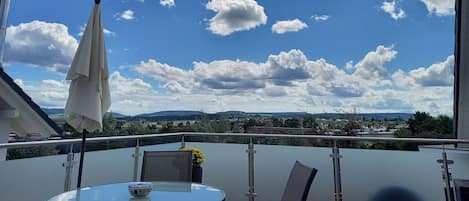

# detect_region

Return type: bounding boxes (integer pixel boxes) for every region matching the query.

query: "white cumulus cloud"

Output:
[160,0,175,8]
[262,85,288,97]
[19,79,69,108]
[14,72,159,114]
[163,81,190,94]
[421,0,454,16]
[392,55,454,88]
[126,46,455,115]
[4,21,78,73]
[14,79,24,88]
[345,60,354,71]
[42,79,66,88]
[192,59,267,91]
[381,0,406,20]
[110,71,152,94]
[271,19,308,34]
[353,45,397,81]
[115,10,135,21]
[78,24,116,37]
[205,0,267,36]
[311,15,331,22]
[12,50,456,116]
[267,49,311,85]
[135,59,191,82]
[391,69,417,88]
[134,48,381,98]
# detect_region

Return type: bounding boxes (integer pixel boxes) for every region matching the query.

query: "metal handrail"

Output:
[0,133,180,149]
[184,132,469,143]
[2,132,469,149]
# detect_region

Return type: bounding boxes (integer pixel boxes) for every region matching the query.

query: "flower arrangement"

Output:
[180,147,205,167]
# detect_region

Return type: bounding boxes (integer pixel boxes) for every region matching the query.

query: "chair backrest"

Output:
[141,151,192,182]
[454,179,469,201]
[281,161,318,201]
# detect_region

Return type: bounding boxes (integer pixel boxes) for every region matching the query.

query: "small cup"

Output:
[128,182,152,198]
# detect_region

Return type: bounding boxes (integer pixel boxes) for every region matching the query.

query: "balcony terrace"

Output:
[1,133,468,201]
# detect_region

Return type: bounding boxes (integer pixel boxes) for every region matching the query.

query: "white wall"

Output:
[0,119,10,161]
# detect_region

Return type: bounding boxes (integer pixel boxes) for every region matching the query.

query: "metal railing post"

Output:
[437,145,455,201]
[246,138,256,201]
[181,134,186,148]
[132,139,140,182]
[331,140,343,201]
[63,144,74,192]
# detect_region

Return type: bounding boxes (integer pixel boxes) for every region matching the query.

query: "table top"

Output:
[47,182,225,201]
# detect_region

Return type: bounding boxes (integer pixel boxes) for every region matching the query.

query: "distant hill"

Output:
[42,108,64,116]
[130,110,412,121]
[310,113,412,120]
[136,110,204,117]
[108,112,127,118]
[133,111,310,119]
[42,108,66,120]
[245,112,310,117]
[41,108,127,119]
[42,108,412,122]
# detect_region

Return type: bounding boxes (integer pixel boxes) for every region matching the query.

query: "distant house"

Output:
[0,68,62,160]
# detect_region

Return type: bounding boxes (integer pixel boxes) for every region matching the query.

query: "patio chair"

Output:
[280,161,318,201]
[141,151,193,182]
[454,179,469,201]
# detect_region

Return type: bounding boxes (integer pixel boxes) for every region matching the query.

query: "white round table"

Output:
[48,182,225,201]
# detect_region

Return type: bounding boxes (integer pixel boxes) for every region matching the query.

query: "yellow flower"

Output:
[180,147,205,166]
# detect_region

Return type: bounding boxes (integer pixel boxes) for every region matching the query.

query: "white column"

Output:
[0,0,12,159]
[455,0,469,147]
[0,0,10,66]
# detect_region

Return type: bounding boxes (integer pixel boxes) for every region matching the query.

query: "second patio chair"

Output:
[280,161,318,201]
[141,151,193,182]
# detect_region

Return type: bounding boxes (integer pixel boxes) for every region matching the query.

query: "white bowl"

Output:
[128,182,152,198]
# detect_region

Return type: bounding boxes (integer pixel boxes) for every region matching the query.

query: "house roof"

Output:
[0,68,62,135]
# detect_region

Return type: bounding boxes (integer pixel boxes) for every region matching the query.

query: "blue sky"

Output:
[2,0,456,115]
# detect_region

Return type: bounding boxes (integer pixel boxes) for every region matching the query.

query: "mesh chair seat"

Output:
[141,151,193,182]
[281,161,318,201]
